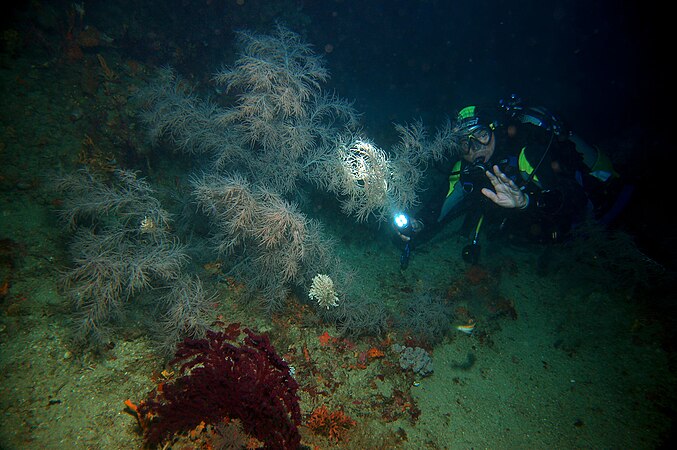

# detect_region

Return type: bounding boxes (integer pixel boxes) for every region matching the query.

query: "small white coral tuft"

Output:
[308,274,339,309]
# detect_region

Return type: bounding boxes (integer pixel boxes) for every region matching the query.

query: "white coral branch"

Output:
[308,274,339,309]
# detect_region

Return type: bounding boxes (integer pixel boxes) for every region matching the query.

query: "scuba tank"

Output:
[499,94,618,181]
[499,94,567,137]
[499,94,629,225]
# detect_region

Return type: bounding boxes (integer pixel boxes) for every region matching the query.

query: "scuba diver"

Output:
[432,95,632,264]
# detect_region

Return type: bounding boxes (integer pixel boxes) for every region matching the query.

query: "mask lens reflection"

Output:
[469,127,490,145]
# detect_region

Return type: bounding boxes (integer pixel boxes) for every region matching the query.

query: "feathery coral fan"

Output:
[331,137,392,222]
[56,169,194,345]
[192,173,335,310]
[212,24,358,195]
[137,324,301,449]
[138,24,451,227]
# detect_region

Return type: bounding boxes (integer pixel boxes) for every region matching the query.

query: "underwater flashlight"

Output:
[394,213,409,229]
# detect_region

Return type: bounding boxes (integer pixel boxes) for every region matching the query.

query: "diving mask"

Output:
[462,124,493,154]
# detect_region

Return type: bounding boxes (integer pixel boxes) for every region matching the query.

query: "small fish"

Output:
[455,322,476,334]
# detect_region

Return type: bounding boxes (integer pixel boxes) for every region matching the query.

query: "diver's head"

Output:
[452,106,496,163]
